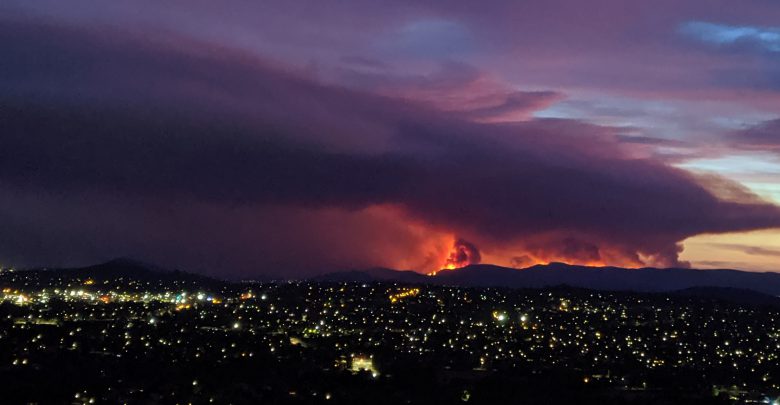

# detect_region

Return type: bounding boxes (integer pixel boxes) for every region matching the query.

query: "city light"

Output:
[1,270,778,403]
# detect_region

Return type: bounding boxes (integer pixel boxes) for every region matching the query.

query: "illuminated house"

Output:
[350,355,379,377]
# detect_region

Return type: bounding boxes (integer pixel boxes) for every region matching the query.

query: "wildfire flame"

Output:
[425,235,647,276]
[429,238,481,275]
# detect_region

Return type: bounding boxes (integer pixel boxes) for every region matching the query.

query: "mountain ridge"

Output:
[315,262,780,296]
[8,259,780,297]
[4,258,227,289]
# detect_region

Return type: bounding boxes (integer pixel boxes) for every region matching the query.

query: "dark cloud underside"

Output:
[1,17,780,275]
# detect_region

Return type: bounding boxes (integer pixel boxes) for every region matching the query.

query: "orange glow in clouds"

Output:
[371,205,650,274]
[429,238,482,274]
[425,234,647,275]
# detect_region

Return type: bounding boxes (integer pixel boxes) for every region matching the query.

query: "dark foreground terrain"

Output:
[1,262,779,404]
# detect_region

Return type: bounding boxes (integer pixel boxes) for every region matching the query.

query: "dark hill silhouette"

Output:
[314,262,780,296]
[10,259,780,297]
[671,286,780,307]
[311,267,429,283]
[10,258,227,289]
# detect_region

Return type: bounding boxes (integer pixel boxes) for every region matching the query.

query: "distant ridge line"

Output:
[9,258,780,297]
[314,262,780,296]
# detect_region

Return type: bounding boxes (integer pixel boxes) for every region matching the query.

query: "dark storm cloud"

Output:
[445,239,482,269]
[731,119,780,152]
[2,18,780,274]
[711,243,780,258]
[330,61,563,122]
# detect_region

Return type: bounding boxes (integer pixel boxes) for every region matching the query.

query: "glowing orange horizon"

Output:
[426,257,643,276]
[403,225,654,276]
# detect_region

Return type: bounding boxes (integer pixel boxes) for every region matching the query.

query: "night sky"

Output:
[2,1,780,278]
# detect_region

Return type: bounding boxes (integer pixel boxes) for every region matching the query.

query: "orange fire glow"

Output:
[426,237,482,275]
[372,204,652,275]
[424,238,648,276]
